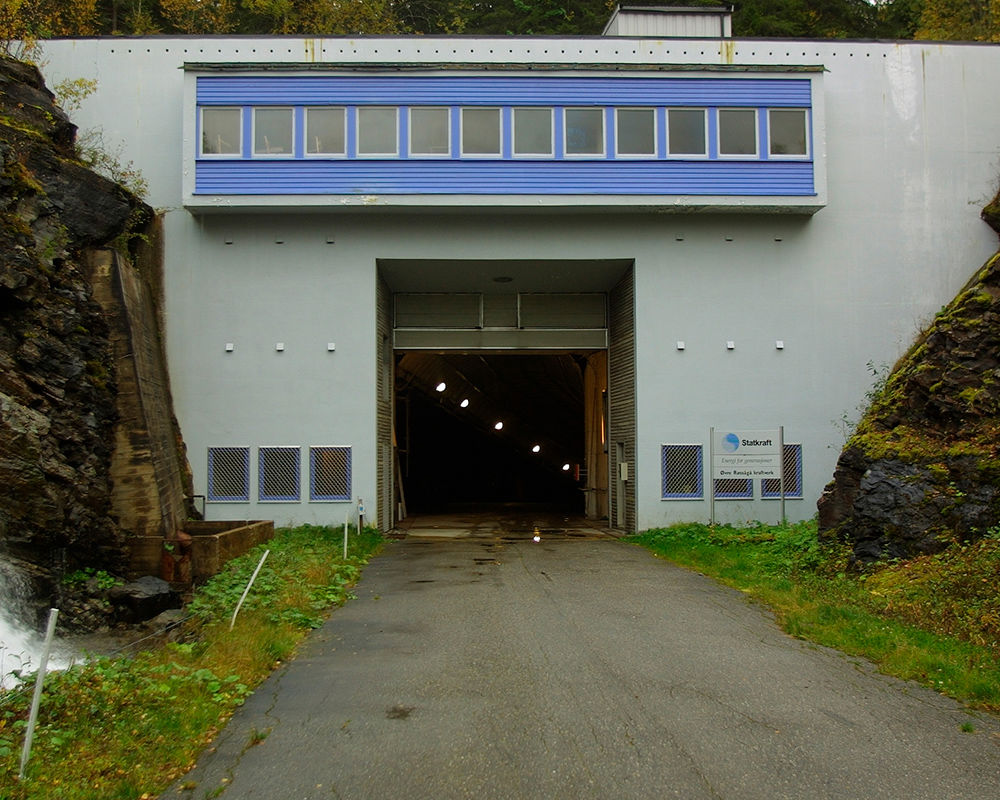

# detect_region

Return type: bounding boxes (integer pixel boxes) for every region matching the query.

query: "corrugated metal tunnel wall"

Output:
[609,266,636,531]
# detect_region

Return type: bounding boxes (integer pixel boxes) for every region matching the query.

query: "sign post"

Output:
[709,427,784,525]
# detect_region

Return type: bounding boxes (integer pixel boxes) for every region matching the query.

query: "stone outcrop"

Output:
[819,193,1000,561]
[0,56,192,623]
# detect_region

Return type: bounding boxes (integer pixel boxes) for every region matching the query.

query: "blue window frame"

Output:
[661,444,703,499]
[304,107,346,156]
[207,446,250,502]
[200,107,242,156]
[310,445,352,502]
[762,443,803,498]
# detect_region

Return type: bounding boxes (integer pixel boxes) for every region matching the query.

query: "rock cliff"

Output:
[818,194,1000,561]
[0,56,161,599]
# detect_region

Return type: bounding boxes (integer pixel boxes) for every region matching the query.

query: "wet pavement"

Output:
[167,512,1000,799]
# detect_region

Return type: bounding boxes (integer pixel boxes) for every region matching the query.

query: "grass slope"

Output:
[628,521,1000,713]
[0,525,382,800]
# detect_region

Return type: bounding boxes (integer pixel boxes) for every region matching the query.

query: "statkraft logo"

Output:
[722,433,740,452]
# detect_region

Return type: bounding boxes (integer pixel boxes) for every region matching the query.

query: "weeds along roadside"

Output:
[0,524,383,800]
[627,521,1000,715]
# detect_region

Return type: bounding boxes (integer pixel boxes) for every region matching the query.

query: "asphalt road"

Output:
[167,529,1000,800]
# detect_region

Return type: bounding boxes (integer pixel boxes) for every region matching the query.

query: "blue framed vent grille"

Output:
[661,444,703,499]
[761,443,803,498]
[207,447,250,502]
[259,446,301,502]
[310,446,352,501]
[713,478,753,500]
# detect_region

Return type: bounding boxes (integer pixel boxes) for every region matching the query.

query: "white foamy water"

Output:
[0,559,72,690]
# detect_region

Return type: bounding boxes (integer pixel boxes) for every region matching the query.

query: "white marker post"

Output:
[19,608,59,781]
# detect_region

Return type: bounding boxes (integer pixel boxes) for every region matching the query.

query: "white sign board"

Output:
[711,429,782,479]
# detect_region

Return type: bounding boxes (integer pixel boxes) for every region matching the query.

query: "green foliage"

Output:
[74,126,150,199]
[61,567,120,590]
[628,520,1000,711]
[0,0,929,38]
[916,0,1000,41]
[0,523,382,800]
[52,77,97,115]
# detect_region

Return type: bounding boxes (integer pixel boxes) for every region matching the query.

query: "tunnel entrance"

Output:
[376,258,634,532]
[395,352,602,515]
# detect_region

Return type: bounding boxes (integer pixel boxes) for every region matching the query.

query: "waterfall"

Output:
[0,557,70,689]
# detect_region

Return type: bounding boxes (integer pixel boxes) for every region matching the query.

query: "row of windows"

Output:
[208,446,352,503]
[200,105,809,161]
[661,443,803,500]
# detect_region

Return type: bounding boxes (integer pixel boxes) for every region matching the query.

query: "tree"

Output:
[160,0,237,34]
[916,0,999,40]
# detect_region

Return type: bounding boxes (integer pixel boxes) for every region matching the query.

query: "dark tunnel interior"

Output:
[396,353,588,513]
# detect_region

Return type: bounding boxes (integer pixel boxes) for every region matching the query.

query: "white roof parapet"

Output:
[603,4,733,38]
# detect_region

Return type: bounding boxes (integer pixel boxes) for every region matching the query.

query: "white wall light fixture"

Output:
[225,342,234,352]
[775,340,785,350]
[275,342,285,352]
[676,341,685,351]
[726,341,735,350]
[327,342,336,351]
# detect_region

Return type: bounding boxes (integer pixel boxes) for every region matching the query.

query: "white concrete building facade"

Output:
[37,17,1000,532]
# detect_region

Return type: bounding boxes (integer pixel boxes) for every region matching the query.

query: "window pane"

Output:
[411,107,450,155]
[565,108,604,155]
[306,107,345,155]
[769,109,807,156]
[358,107,397,155]
[616,108,655,156]
[514,107,552,156]
[719,109,757,156]
[462,108,500,155]
[668,109,705,155]
[253,107,293,155]
[201,107,241,155]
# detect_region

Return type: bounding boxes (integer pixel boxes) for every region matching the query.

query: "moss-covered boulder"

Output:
[818,229,1000,561]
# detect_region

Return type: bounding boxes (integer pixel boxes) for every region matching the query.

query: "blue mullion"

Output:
[399,105,409,158]
[604,107,614,160]
[707,108,719,160]
[501,107,512,159]
[554,106,564,159]
[346,107,357,158]
[656,107,667,159]
[293,107,304,159]
[241,106,253,159]
[758,107,767,160]
[450,106,461,158]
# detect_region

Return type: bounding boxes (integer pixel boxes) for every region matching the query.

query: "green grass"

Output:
[0,524,382,800]
[627,521,1000,712]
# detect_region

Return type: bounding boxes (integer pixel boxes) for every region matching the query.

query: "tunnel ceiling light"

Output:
[460,398,470,408]
[435,382,446,392]
[562,463,570,471]
[531,445,541,453]
[494,421,504,430]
